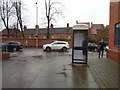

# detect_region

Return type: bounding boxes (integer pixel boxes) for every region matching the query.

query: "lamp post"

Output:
[36,2,38,25]
[35,2,38,48]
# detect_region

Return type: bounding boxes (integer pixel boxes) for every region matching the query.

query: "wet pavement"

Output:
[88,52,119,88]
[2,48,98,88]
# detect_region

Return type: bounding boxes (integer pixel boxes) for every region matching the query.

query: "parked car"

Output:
[43,41,70,52]
[0,41,22,52]
[88,43,98,52]
[105,46,109,51]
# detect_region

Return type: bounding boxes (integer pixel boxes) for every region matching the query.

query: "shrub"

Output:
[56,37,71,40]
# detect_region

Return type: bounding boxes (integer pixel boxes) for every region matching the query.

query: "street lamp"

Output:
[35,2,38,48]
[36,2,38,25]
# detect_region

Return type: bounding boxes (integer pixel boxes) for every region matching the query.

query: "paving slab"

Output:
[88,52,119,88]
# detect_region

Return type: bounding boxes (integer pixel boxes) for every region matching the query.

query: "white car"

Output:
[43,41,70,52]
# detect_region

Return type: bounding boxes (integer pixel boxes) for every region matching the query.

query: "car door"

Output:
[51,42,59,50]
[56,42,64,49]
[9,42,19,50]
[88,43,92,50]
[6,42,14,51]
[10,42,16,48]
[51,42,62,50]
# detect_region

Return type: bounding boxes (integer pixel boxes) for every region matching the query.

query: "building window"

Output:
[61,34,64,37]
[114,23,120,46]
[29,35,32,38]
[52,34,54,38]
[91,34,96,37]
[68,34,71,39]
[43,35,46,38]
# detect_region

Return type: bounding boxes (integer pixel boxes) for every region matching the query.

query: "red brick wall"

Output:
[0,53,10,60]
[107,1,120,63]
[107,49,120,64]
[118,1,120,60]
[2,38,72,48]
[109,1,120,50]
[53,34,62,38]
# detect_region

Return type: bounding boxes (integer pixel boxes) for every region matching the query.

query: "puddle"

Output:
[10,56,18,58]
[56,65,68,77]
[18,59,26,62]
[32,55,43,59]
[57,71,67,77]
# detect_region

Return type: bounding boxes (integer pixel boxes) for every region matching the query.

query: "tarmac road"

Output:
[2,48,98,88]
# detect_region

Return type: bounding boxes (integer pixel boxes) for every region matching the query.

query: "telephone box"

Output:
[72,24,89,64]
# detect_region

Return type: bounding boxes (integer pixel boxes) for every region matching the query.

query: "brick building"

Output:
[23,22,103,40]
[23,24,73,39]
[107,0,120,63]
[90,23,104,41]
[1,22,104,41]
[0,22,106,48]
[0,28,21,38]
[91,24,104,32]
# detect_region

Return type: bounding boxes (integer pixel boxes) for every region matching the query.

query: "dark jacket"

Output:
[98,42,106,50]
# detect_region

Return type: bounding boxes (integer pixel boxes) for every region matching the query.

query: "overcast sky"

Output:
[0,0,110,29]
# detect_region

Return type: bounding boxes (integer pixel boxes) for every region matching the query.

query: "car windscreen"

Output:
[53,42,66,44]
[10,42,18,44]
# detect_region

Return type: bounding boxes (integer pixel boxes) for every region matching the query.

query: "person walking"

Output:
[98,39,106,58]
[25,40,28,48]
[82,40,87,55]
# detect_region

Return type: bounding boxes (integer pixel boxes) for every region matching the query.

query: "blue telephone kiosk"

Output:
[72,24,89,64]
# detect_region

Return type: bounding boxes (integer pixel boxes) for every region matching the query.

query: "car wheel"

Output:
[46,47,51,52]
[16,48,20,51]
[91,49,95,52]
[94,48,97,52]
[13,47,19,51]
[13,48,17,51]
[62,47,67,52]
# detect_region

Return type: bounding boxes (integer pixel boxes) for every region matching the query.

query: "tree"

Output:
[97,26,108,41]
[0,0,25,38]
[0,0,14,37]
[44,0,64,38]
[10,23,20,38]
[13,0,25,38]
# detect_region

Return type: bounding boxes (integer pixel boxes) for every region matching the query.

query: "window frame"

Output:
[114,22,120,46]
[52,34,54,38]
[61,34,64,37]
[43,35,46,38]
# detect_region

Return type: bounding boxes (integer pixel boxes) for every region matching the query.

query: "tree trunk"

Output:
[19,19,25,38]
[2,19,10,38]
[6,27,10,38]
[16,20,19,38]
[47,16,50,38]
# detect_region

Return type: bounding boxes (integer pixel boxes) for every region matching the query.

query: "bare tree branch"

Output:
[43,0,64,38]
[0,0,14,37]
[45,0,48,17]
[13,0,25,38]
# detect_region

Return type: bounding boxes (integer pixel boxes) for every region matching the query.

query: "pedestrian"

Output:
[82,40,87,55]
[98,39,106,58]
[25,40,28,48]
